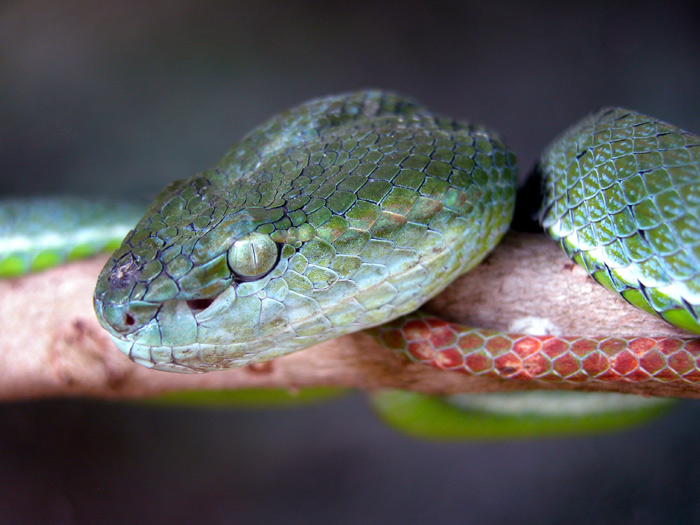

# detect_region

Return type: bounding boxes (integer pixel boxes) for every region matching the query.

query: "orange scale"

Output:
[658,338,685,354]
[428,325,458,349]
[541,337,571,358]
[401,319,431,341]
[628,337,659,354]
[685,339,700,353]
[505,369,540,381]
[407,340,435,361]
[610,349,639,375]
[681,369,700,382]
[652,367,683,381]
[485,335,514,354]
[561,371,592,382]
[623,369,654,382]
[581,351,611,376]
[457,332,486,352]
[512,336,542,358]
[595,369,625,381]
[522,352,552,377]
[638,349,667,375]
[425,317,451,330]
[435,348,464,370]
[668,351,695,375]
[464,351,493,374]
[493,352,523,377]
[570,338,599,355]
[552,353,581,377]
[600,338,627,354]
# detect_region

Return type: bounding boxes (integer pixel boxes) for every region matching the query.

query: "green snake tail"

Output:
[0,197,144,277]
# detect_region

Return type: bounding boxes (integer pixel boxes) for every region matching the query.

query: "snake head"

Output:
[93,169,289,372]
[93,91,517,374]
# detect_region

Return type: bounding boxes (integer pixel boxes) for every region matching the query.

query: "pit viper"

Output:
[4,91,700,401]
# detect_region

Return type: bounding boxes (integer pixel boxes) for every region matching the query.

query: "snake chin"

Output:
[110,335,297,373]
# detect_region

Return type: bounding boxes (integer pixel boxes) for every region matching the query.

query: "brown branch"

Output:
[0,231,695,400]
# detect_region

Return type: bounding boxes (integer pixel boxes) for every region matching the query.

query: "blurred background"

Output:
[2,0,700,523]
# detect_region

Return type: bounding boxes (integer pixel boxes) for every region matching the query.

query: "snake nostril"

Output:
[124,313,135,326]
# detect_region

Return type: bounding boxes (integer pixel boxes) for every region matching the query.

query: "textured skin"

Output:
[539,108,700,334]
[0,197,143,277]
[376,314,700,383]
[89,94,700,389]
[374,108,700,388]
[93,91,516,372]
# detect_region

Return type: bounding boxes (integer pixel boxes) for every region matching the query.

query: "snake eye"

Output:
[227,231,279,281]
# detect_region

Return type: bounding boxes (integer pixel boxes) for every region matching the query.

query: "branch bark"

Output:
[0,232,695,400]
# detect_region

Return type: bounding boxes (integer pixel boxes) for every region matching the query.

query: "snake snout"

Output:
[94,296,159,336]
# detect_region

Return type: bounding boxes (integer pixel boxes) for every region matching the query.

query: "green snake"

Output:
[5,91,700,397]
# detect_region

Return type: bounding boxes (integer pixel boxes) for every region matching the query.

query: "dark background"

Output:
[3,1,700,523]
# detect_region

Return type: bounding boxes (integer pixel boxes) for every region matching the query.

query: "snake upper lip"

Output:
[93,296,162,337]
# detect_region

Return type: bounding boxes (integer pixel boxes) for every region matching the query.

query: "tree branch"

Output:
[0,232,694,400]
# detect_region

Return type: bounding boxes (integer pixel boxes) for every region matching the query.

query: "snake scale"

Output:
[5,91,700,397]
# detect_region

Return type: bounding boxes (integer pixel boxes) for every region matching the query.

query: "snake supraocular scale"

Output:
[45,89,699,389]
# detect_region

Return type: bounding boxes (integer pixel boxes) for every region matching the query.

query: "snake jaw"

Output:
[111,336,300,373]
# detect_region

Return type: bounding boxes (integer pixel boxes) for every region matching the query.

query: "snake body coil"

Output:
[539,108,700,334]
[0,198,142,277]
